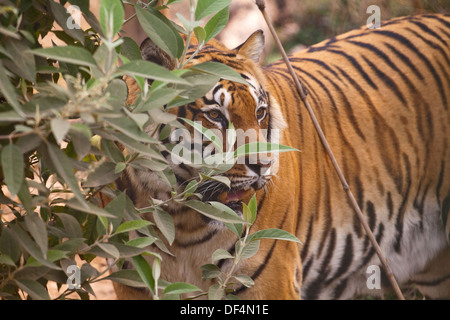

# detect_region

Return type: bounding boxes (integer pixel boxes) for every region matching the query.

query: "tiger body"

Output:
[115,14,450,299]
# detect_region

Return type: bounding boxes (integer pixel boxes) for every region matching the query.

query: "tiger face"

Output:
[137,31,287,216]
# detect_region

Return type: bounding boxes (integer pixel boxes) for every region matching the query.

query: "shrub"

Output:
[0,0,299,300]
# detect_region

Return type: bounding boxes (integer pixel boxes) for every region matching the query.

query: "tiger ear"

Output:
[234,30,265,63]
[140,38,176,70]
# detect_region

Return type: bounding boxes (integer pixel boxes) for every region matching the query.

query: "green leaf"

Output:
[0,228,20,263]
[32,46,98,68]
[153,208,175,245]
[100,138,125,163]
[120,37,142,61]
[69,124,92,159]
[135,5,183,59]
[15,279,50,300]
[207,175,231,189]
[83,161,121,188]
[51,118,70,145]
[0,64,25,117]
[242,203,252,224]
[211,248,233,263]
[163,283,202,296]
[3,38,36,82]
[115,220,152,235]
[134,88,182,112]
[105,116,158,144]
[105,79,128,111]
[109,132,165,161]
[234,142,299,159]
[55,212,83,238]
[248,193,257,224]
[49,1,85,45]
[99,0,124,40]
[10,224,59,270]
[201,264,221,280]
[24,212,48,258]
[0,254,16,266]
[242,194,257,224]
[131,255,155,294]
[194,26,206,43]
[114,162,126,174]
[118,60,188,84]
[204,7,229,42]
[208,283,224,300]
[126,237,156,248]
[234,274,254,288]
[105,270,147,288]
[246,228,302,244]
[190,61,246,84]
[1,143,24,196]
[97,243,120,259]
[195,0,231,20]
[183,200,246,224]
[17,180,33,214]
[66,198,115,218]
[238,239,260,260]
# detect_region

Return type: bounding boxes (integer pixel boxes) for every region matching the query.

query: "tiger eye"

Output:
[208,110,220,119]
[256,108,266,120]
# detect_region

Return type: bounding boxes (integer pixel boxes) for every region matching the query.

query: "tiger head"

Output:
[124,31,287,216]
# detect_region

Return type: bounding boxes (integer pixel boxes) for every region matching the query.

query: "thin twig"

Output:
[254,0,405,300]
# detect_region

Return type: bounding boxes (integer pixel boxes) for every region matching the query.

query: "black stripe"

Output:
[414,273,450,287]
[413,180,430,222]
[329,233,354,282]
[349,39,424,102]
[300,217,314,261]
[317,70,366,141]
[301,257,313,283]
[332,278,348,299]
[177,105,186,120]
[435,161,445,206]
[361,55,407,105]
[382,42,424,80]
[321,228,337,277]
[393,154,412,253]
[387,191,394,220]
[422,14,450,29]
[335,65,403,194]
[304,228,336,299]
[406,27,450,66]
[366,201,377,231]
[375,29,448,107]
[360,222,385,267]
[175,229,218,247]
[410,18,449,48]
[289,57,342,81]
[326,49,378,90]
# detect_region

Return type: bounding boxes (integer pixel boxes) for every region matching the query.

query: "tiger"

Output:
[112,13,450,300]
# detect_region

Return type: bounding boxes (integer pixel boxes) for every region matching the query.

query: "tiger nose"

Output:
[246,159,272,175]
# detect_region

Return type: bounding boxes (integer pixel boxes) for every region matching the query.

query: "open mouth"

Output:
[196,180,254,214]
[218,188,253,213]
